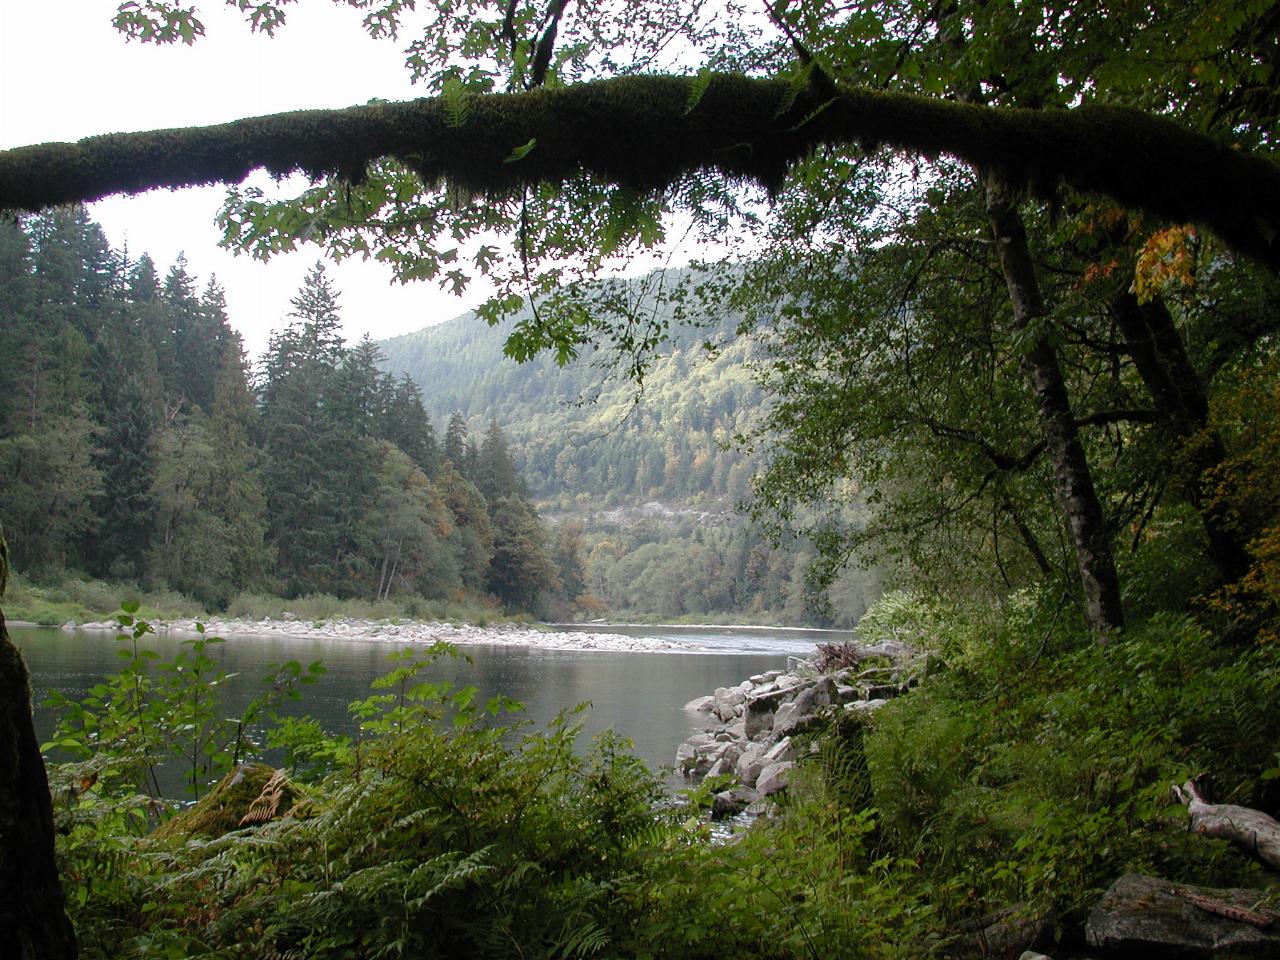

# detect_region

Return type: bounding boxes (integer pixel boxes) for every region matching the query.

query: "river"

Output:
[13,622,838,787]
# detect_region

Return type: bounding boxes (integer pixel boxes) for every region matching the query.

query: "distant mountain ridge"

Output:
[378,278,766,508]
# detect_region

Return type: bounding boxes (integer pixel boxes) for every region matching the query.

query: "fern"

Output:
[555,916,610,958]
[685,67,715,114]
[442,76,469,128]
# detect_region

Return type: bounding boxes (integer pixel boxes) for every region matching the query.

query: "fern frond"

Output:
[685,68,714,114]
[442,76,470,128]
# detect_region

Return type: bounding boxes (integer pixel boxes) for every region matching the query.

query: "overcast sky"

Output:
[0,1,501,357]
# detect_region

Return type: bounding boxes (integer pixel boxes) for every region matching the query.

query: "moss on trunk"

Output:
[0,74,1277,267]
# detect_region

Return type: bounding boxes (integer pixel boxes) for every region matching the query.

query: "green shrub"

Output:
[861,603,1280,931]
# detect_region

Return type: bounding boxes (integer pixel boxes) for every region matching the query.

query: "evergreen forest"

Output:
[0,208,569,618]
[1,1,1280,959]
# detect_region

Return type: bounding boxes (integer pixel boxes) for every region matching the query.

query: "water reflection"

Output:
[14,624,814,787]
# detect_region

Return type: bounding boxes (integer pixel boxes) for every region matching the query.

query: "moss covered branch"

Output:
[2,73,1277,266]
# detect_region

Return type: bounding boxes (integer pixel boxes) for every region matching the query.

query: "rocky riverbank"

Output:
[61,616,694,654]
[675,640,922,817]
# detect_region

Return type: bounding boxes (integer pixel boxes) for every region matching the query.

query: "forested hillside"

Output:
[0,208,569,617]
[381,272,883,626]
[380,270,764,507]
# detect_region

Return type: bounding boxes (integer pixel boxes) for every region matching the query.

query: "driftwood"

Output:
[1087,873,1280,954]
[1172,777,1280,871]
[1183,891,1274,930]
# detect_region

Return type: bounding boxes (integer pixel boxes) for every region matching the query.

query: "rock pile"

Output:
[72,617,688,653]
[675,643,918,817]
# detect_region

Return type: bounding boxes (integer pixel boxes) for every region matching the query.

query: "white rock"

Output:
[763,738,795,765]
[756,761,795,796]
[844,698,888,714]
[735,742,767,785]
[772,702,797,734]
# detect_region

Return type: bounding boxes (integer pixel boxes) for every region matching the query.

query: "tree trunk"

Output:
[1173,777,1280,871]
[0,608,78,958]
[1110,292,1252,584]
[985,174,1125,638]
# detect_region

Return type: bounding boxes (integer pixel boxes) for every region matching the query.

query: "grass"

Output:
[3,575,207,626]
[3,577,511,630]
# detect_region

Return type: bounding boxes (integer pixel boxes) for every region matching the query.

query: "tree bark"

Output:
[1110,292,1252,584]
[985,174,1125,637]
[1173,777,1280,871]
[0,74,1277,268]
[0,609,78,959]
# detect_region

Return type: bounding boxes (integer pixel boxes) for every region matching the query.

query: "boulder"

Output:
[746,681,802,710]
[153,764,301,840]
[711,786,760,819]
[675,742,700,777]
[723,718,747,741]
[844,698,888,714]
[865,683,902,701]
[744,697,775,740]
[772,677,837,737]
[772,702,798,735]
[762,737,796,765]
[749,670,783,685]
[714,741,742,768]
[800,676,838,710]
[714,685,746,722]
[756,760,795,796]
[705,756,735,779]
[1086,873,1280,957]
[736,742,768,786]
[684,695,716,713]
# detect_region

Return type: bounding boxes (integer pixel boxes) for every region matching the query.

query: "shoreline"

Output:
[17,616,817,656]
[547,621,854,637]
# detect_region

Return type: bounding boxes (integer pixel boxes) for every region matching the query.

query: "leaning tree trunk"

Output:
[1110,292,1252,584]
[0,530,78,959]
[985,174,1126,638]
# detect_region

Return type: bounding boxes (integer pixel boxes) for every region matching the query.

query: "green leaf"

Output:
[685,68,714,114]
[504,138,538,163]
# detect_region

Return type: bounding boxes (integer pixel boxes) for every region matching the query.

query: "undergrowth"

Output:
[41,592,1280,958]
[5,574,207,624]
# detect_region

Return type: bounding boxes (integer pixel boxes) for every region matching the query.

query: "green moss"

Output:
[0,74,1275,267]
[152,763,304,841]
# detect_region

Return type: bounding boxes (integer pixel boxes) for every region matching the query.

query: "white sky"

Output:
[0,1,498,357]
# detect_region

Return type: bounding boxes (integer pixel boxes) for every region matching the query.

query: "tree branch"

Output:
[1173,777,1280,872]
[0,73,1277,267]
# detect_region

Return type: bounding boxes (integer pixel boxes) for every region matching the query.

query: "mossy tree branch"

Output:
[1,73,1278,267]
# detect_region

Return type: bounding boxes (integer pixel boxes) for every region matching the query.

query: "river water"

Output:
[13,623,839,784]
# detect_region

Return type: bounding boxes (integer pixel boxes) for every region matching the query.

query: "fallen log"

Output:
[1172,777,1280,871]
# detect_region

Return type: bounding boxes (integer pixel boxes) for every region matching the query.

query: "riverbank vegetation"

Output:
[4,574,508,629]
[36,587,1280,959]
